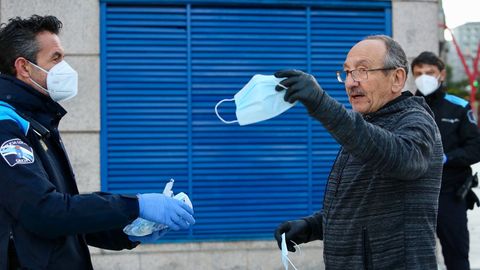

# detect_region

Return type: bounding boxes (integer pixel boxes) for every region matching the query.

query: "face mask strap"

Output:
[27,60,49,74]
[214,98,238,124]
[27,60,51,95]
[28,77,49,94]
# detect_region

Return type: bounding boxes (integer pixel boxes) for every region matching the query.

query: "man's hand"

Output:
[137,193,195,230]
[275,69,324,114]
[274,220,312,252]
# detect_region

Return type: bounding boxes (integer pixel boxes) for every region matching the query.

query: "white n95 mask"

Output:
[415,74,439,96]
[215,74,296,126]
[28,60,78,102]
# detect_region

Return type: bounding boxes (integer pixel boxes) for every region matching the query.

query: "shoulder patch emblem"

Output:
[467,110,477,125]
[0,138,34,167]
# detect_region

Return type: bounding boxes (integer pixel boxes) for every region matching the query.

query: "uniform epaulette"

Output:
[445,94,468,108]
[0,101,30,135]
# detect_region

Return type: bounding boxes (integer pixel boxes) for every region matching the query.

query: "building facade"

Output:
[447,22,480,83]
[0,0,443,269]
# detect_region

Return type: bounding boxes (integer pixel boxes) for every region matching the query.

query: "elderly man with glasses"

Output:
[273,35,443,270]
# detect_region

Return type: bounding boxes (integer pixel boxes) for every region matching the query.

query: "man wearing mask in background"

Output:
[412,51,480,270]
[273,35,443,269]
[0,15,194,270]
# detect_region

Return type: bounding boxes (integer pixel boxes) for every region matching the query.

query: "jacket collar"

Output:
[414,85,445,106]
[0,74,67,128]
[363,91,414,120]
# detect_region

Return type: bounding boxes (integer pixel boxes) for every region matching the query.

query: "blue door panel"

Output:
[101,1,391,241]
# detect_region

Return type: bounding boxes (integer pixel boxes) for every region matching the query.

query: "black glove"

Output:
[466,189,480,210]
[274,219,312,252]
[274,69,324,114]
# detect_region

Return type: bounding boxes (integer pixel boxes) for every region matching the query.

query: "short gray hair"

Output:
[364,35,409,78]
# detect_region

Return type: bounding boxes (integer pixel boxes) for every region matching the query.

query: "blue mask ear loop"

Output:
[214,98,238,124]
[27,60,50,95]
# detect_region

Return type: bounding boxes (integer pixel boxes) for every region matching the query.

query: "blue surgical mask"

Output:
[215,74,296,125]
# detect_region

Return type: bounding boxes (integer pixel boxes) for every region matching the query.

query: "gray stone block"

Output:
[59,56,100,132]
[0,0,99,54]
[393,1,439,57]
[127,241,323,270]
[246,243,324,270]
[60,132,100,193]
[88,246,102,256]
[92,253,140,270]
[140,252,197,270]
[392,1,440,92]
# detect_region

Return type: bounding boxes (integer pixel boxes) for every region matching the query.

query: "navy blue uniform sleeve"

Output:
[445,105,480,167]
[85,227,139,250]
[0,120,139,240]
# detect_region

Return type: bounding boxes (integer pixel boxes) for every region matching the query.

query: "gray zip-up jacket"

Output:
[305,92,443,269]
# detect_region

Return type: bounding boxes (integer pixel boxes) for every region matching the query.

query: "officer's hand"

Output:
[128,229,167,244]
[274,69,324,114]
[137,193,195,230]
[274,220,312,252]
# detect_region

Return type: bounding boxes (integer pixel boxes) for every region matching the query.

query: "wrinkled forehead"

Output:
[344,39,386,68]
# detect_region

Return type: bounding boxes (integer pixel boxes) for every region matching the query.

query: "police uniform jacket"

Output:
[416,86,480,192]
[0,75,139,270]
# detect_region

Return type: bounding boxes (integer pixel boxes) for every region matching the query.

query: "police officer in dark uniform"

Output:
[412,51,480,270]
[0,15,195,269]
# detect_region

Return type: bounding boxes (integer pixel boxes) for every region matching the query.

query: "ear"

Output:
[439,69,447,82]
[14,57,32,80]
[391,68,406,94]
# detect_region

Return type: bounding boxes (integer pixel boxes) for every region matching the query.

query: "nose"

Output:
[344,74,359,90]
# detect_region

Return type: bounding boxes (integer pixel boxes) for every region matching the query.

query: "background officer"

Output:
[412,51,480,270]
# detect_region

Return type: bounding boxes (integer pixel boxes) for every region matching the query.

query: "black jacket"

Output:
[416,86,480,192]
[0,75,139,270]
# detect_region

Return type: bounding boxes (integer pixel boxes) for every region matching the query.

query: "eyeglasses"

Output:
[336,67,396,83]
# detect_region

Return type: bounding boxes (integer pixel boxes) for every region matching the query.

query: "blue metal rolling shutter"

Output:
[101,1,391,241]
[101,6,190,196]
[309,7,391,210]
[190,6,311,239]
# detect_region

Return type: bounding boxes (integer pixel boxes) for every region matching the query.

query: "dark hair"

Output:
[364,35,409,78]
[0,15,62,76]
[411,51,445,72]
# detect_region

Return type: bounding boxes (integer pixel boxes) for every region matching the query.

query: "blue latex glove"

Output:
[137,193,195,231]
[129,229,168,244]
